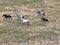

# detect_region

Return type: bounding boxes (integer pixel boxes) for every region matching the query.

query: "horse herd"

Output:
[2,11,48,25]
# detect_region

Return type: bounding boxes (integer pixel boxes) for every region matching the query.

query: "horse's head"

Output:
[41,18,45,20]
[2,14,7,17]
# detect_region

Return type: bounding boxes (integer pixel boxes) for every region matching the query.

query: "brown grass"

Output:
[0,0,60,45]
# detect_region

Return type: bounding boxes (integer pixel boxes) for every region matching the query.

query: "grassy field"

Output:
[0,0,60,45]
[0,0,42,6]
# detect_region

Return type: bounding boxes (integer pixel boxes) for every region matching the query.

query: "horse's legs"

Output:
[10,18,12,21]
[27,22,30,25]
[8,17,12,21]
[3,18,5,21]
[6,18,7,21]
[3,18,7,21]
[9,18,10,20]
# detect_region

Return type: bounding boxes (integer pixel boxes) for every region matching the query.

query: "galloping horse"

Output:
[2,14,12,20]
[37,11,45,16]
[16,15,25,21]
[16,15,30,25]
[41,18,48,22]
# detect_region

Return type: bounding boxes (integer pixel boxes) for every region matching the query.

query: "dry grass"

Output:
[0,0,60,45]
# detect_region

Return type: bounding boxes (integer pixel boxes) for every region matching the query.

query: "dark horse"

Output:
[2,14,12,20]
[41,18,48,22]
[37,11,45,16]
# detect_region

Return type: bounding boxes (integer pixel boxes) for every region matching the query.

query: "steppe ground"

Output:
[0,0,60,45]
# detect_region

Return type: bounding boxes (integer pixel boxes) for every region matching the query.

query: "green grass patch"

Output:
[0,0,42,6]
